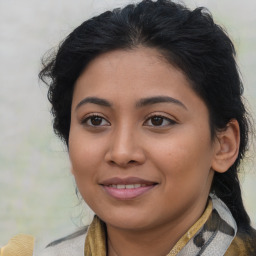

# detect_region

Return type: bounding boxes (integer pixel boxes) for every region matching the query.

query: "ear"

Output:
[211,119,240,173]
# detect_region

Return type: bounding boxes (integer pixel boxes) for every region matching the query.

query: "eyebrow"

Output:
[136,96,187,110]
[76,97,112,110]
[75,95,187,110]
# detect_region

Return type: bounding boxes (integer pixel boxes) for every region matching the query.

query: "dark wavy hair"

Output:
[39,0,252,231]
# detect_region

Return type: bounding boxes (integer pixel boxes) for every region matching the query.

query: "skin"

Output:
[69,47,230,256]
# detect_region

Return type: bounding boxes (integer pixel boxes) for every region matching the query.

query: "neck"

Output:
[107,224,177,256]
[107,199,209,256]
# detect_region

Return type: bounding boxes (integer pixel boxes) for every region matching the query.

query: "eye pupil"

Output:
[91,116,102,126]
[151,116,163,126]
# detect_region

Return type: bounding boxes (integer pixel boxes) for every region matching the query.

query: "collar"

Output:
[84,195,237,256]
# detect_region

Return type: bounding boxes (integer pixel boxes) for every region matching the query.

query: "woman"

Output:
[1,0,255,255]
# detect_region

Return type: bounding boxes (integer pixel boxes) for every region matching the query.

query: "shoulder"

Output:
[226,226,256,255]
[35,227,88,256]
[0,234,34,256]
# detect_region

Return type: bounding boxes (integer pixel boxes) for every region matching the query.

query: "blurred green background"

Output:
[0,0,255,247]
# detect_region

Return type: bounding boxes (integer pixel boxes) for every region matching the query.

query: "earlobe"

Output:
[211,119,240,173]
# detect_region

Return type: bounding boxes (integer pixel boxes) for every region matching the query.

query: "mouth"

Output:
[107,184,149,189]
[100,177,158,200]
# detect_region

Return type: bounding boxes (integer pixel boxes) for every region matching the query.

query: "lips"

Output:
[108,184,148,189]
[100,177,157,200]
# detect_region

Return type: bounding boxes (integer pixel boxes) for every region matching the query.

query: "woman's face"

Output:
[69,47,217,232]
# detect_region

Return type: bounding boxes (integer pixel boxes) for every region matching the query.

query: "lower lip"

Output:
[102,185,156,200]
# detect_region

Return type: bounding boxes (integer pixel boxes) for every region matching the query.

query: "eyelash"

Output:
[81,114,176,128]
[143,114,177,127]
[81,114,110,127]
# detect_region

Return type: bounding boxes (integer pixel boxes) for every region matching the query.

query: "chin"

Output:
[98,209,159,231]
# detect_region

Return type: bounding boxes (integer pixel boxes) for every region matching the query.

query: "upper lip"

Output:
[100,177,157,186]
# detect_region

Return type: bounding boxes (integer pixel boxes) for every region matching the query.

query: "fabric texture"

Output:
[167,200,213,255]
[176,194,237,255]
[2,195,256,255]
[0,234,34,256]
[225,228,256,255]
[34,229,87,256]
[84,215,106,256]
[81,194,243,256]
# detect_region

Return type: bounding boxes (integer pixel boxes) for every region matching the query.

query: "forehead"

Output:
[73,47,195,101]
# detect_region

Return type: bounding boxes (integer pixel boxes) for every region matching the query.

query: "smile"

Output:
[107,184,148,189]
[100,178,157,200]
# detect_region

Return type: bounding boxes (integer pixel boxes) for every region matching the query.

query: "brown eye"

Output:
[91,116,103,126]
[83,115,110,127]
[151,116,164,126]
[144,115,176,127]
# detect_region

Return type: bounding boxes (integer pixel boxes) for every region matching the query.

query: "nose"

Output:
[104,125,146,168]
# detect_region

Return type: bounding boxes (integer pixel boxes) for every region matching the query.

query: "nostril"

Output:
[105,146,146,167]
[109,159,138,167]
[110,160,116,165]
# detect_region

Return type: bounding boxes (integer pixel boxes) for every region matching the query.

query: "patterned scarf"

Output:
[84,194,237,255]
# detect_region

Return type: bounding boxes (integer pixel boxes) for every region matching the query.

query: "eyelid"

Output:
[143,113,177,127]
[81,113,111,127]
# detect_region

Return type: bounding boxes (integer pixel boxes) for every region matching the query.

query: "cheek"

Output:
[69,128,104,168]
[68,132,98,185]
[151,136,214,212]
[149,127,214,182]
[69,136,107,213]
[69,142,97,207]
